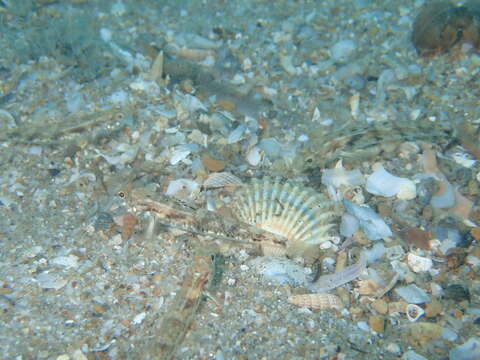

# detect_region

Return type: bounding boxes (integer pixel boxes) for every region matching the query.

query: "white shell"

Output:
[228,178,336,259]
[322,161,365,188]
[165,179,200,200]
[407,253,433,273]
[169,149,191,165]
[406,303,425,322]
[366,165,416,200]
[246,146,263,166]
[227,124,246,144]
[203,172,243,189]
[288,293,343,311]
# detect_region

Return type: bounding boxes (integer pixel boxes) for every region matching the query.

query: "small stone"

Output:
[71,349,88,360]
[217,99,236,112]
[368,315,385,333]
[386,343,401,355]
[402,350,429,360]
[92,304,108,315]
[471,227,480,243]
[202,154,226,172]
[371,299,388,315]
[151,273,163,283]
[388,301,408,314]
[37,273,67,290]
[395,284,431,304]
[450,337,480,360]
[425,298,443,317]
[50,255,79,269]
[444,284,470,302]
[406,322,443,347]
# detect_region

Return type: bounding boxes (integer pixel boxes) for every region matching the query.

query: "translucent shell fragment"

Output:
[288,293,344,311]
[412,0,480,56]
[228,178,336,261]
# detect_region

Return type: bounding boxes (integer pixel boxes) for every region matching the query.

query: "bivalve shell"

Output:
[227,178,336,260]
[288,293,344,311]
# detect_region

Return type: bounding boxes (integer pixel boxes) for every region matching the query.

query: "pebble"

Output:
[388,301,408,315]
[71,349,88,360]
[401,350,428,360]
[395,284,431,304]
[330,39,356,61]
[368,315,385,333]
[407,253,433,273]
[385,343,401,355]
[443,284,470,302]
[425,299,443,318]
[94,212,114,232]
[371,299,388,315]
[357,321,370,332]
[50,255,79,269]
[406,322,443,347]
[202,154,226,172]
[449,337,480,360]
[37,272,67,290]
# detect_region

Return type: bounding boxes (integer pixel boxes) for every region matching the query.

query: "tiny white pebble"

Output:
[132,312,146,325]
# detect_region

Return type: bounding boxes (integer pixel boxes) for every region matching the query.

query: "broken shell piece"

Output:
[288,293,343,311]
[343,200,392,240]
[407,253,433,273]
[431,178,456,208]
[406,303,425,322]
[165,179,200,200]
[322,160,365,188]
[366,165,416,200]
[169,149,191,165]
[246,146,263,166]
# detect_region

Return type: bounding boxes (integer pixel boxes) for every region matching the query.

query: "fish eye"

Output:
[117,191,126,198]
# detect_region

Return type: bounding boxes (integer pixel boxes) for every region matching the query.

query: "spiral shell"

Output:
[227,178,336,261]
[288,293,344,311]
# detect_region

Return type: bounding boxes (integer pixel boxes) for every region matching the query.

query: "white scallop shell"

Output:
[228,178,336,260]
[288,293,343,311]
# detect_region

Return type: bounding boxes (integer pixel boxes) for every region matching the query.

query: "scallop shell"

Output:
[227,178,336,260]
[288,293,343,311]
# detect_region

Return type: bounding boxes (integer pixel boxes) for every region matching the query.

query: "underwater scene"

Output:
[0,0,479,359]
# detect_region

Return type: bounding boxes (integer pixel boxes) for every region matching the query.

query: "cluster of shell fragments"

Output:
[225,177,336,262]
[412,0,480,56]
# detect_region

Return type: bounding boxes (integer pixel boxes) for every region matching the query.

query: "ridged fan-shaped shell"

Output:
[288,293,343,311]
[228,178,336,260]
[203,172,243,189]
